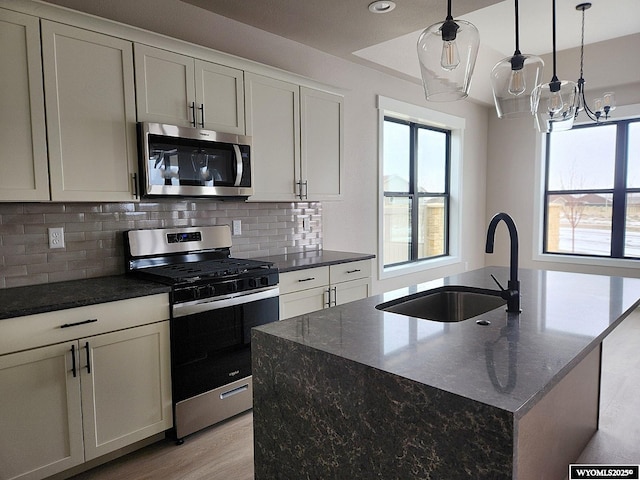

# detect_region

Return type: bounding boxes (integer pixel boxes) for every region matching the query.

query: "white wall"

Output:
[42,0,492,295]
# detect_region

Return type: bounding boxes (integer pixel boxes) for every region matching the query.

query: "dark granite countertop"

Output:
[255,250,375,273]
[0,276,171,320]
[255,266,640,417]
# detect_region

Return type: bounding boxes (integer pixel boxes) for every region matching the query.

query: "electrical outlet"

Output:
[232,220,242,236]
[48,227,65,249]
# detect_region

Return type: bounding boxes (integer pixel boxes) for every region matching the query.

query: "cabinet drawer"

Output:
[278,267,329,295]
[329,260,371,284]
[0,294,169,356]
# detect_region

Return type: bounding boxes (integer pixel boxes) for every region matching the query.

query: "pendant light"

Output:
[416,0,480,102]
[490,0,544,118]
[574,3,615,122]
[531,0,578,133]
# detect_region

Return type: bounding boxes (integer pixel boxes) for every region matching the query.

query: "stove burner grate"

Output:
[140,258,272,283]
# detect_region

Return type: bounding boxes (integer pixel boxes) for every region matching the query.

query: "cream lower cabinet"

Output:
[0,8,49,201]
[134,44,245,134]
[0,341,83,480]
[41,20,138,202]
[279,260,371,320]
[81,322,171,461]
[0,295,172,480]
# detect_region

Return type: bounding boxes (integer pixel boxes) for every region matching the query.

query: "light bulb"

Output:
[440,40,460,71]
[593,97,603,113]
[508,69,526,96]
[548,91,563,114]
[603,92,615,111]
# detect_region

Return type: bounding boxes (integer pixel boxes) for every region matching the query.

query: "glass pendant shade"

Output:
[531,79,578,132]
[531,0,578,133]
[417,18,480,101]
[491,54,544,118]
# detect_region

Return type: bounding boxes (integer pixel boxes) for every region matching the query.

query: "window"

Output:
[382,116,450,267]
[543,119,640,259]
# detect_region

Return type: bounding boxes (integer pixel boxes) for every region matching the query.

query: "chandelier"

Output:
[574,2,615,123]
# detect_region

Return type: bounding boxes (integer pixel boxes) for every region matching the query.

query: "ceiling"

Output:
[181,0,640,103]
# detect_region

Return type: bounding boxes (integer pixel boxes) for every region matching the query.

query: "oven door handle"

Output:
[172,286,279,317]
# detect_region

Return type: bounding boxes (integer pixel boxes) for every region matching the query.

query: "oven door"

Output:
[170,287,279,403]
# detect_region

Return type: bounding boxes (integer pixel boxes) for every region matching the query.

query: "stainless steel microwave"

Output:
[138,122,253,198]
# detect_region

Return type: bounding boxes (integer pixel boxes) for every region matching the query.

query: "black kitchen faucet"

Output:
[485,212,521,313]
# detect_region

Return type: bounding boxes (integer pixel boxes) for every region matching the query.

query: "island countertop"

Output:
[255,266,640,418]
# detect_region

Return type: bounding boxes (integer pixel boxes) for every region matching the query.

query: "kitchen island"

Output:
[252,267,640,479]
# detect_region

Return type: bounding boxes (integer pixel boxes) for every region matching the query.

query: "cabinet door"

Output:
[245,73,300,201]
[134,44,196,127]
[333,277,371,307]
[195,60,245,134]
[0,9,49,201]
[0,342,83,480]
[80,322,172,461]
[300,87,343,200]
[279,286,328,320]
[42,21,137,202]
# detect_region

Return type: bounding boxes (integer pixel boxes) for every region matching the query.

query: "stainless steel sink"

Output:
[376,286,507,322]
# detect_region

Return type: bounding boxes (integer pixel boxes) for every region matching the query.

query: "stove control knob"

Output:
[248,278,257,288]
[227,282,238,293]
[196,285,211,299]
[260,276,270,286]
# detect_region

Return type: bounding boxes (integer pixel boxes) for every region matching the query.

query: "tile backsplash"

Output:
[0,200,322,289]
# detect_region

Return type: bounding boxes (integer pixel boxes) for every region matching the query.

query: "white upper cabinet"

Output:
[246,73,343,202]
[134,45,195,127]
[301,87,343,200]
[245,73,300,201]
[42,21,138,202]
[0,8,49,201]
[195,59,245,134]
[134,44,245,134]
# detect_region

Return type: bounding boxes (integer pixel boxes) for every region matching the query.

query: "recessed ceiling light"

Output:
[368,1,396,14]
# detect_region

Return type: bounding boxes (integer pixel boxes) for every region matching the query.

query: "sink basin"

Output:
[376,286,507,322]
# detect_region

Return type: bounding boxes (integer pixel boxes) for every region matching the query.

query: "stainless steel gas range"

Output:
[124,225,279,442]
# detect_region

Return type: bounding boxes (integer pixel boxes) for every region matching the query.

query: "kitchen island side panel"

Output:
[252,329,515,479]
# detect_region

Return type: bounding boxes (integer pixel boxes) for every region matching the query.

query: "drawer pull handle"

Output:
[346,269,361,274]
[85,342,91,374]
[60,318,98,329]
[220,384,249,400]
[298,277,315,282]
[71,345,77,378]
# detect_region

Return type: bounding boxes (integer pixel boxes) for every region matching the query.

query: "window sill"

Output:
[533,252,640,270]
[380,255,460,280]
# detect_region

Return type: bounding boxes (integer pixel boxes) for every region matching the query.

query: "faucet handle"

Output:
[490,274,506,292]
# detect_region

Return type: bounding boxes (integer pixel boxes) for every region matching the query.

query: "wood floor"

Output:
[67,309,640,480]
[68,412,254,480]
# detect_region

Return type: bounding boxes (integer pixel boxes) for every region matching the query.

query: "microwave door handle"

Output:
[233,144,243,186]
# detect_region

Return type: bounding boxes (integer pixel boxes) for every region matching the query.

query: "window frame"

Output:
[377,96,465,280]
[534,102,640,269]
[382,116,451,267]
